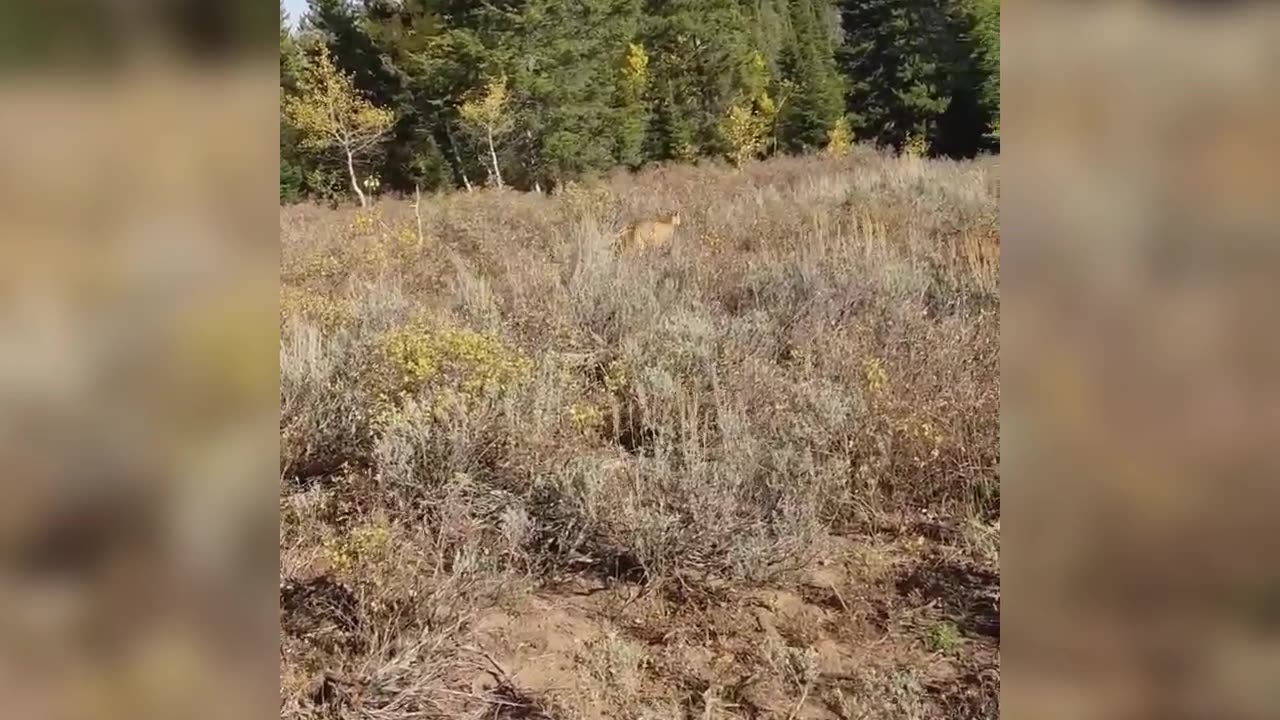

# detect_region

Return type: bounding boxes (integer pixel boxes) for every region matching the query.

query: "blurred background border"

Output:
[1,3,279,720]
[1,1,1278,719]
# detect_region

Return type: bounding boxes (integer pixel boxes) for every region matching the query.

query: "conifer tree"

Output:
[302,0,394,104]
[280,8,307,203]
[490,0,641,186]
[966,0,1000,145]
[642,0,755,159]
[836,0,957,153]
[614,41,652,168]
[276,0,1001,201]
[776,0,845,153]
[362,0,492,191]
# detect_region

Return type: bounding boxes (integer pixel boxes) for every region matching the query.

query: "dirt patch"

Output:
[928,666,1000,720]
[471,593,609,692]
[451,529,999,720]
[896,555,1000,640]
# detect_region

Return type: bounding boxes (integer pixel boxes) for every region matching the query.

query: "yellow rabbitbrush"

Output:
[613,211,682,254]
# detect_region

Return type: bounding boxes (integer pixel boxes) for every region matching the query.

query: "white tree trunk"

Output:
[454,149,474,191]
[443,120,474,192]
[346,147,367,208]
[486,127,504,188]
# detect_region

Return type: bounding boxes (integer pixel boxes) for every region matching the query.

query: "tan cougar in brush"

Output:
[613,211,682,254]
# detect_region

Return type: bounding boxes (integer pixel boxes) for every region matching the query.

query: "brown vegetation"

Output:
[280,149,999,719]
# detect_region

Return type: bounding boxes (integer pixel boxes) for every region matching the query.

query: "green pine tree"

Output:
[280,7,307,203]
[836,0,957,153]
[614,40,653,168]
[278,0,1001,201]
[491,0,643,187]
[776,0,845,153]
[371,1,494,190]
[641,0,756,159]
[967,0,999,146]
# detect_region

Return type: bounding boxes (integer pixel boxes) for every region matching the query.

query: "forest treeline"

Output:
[280,0,999,203]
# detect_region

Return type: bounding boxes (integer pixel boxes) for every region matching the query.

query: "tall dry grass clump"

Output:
[280,148,998,718]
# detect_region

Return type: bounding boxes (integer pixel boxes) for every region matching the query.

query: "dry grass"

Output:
[280,148,999,719]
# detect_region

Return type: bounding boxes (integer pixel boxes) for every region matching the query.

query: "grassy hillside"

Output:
[280,149,999,719]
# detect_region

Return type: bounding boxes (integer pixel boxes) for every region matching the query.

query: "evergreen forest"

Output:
[280,0,1000,203]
